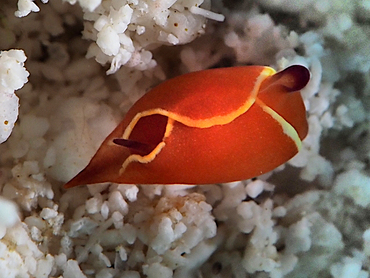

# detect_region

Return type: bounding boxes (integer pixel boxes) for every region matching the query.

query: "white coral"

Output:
[0,50,29,144]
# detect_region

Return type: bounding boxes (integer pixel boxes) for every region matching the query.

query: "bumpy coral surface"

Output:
[0,0,369,277]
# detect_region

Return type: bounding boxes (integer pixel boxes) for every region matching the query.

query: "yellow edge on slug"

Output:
[118,67,277,174]
[255,99,302,151]
[123,67,275,139]
[118,118,175,175]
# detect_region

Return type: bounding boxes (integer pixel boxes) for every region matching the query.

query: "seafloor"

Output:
[0,0,369,277]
